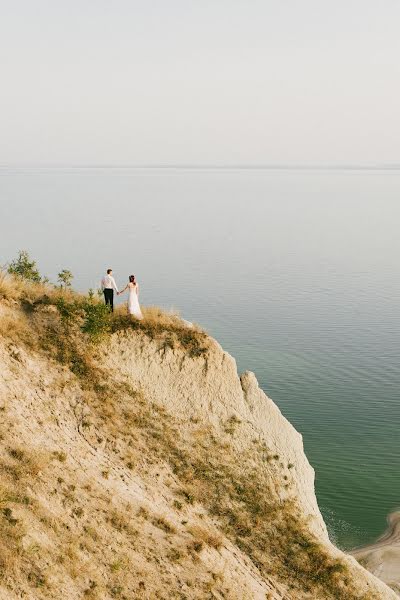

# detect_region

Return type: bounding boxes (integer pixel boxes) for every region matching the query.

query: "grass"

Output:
[0,269,77,306]
[0,502,25,578]
[151,515,176,534]
[0,446,49,587]
[187,525,223,550]
[111,307,209,358]
[3,447,47,481]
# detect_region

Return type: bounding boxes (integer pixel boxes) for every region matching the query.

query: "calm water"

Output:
[1,167,400,549]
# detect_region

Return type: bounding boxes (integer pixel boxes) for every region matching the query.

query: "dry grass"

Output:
[111,305,209,358]
[0,311,31,345]
[152,515,177,534]
[0,271,210,362]
[3,446,48,482]
[0,492,26,579]
[0,412,138,596]
[188,525,223,550]
[0,270,77,306]
[0,437,50,588]
[0,271,26,302]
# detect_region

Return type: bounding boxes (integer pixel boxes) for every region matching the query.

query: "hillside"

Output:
[0,275,396,599]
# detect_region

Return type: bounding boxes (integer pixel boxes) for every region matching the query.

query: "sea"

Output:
[1,166,399,550]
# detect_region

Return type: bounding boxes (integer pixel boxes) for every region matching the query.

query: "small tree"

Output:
[8,250,41,283]
[58,269,73,288]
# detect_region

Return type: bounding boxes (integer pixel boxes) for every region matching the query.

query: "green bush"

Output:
[55,297,81,324]
[81,299,111,341]
[55,296,110,342]
[8,250,42,283]
[57,269,73,288]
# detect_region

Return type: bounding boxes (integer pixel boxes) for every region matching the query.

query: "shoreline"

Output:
[350,511,400,594]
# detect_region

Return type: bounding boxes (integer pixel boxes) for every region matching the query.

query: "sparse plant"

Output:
[27,568,47,588]
[137,506,149,519]
[58,269,73,288]
[152,515,176,534]
[167,548,182,562]
[188,525,223,550]
[110,557,128,573]
[52,451,67,462]
[224,414,242,435]
[8,448,25,461]
[188,540,203,554]
[178,489,195,504]
[72,507,84,518]
[109,585,123,597]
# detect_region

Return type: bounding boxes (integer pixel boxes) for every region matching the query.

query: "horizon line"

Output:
[2,163,400,171]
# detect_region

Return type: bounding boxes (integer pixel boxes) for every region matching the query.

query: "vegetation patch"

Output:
[1,251,210,361]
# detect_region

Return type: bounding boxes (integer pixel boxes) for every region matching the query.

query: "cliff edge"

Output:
[0,277,396,599]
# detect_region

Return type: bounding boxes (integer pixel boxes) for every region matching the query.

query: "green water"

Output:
[1,167,399,549]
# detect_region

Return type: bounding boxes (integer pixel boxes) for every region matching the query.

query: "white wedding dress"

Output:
[127,283,143,319]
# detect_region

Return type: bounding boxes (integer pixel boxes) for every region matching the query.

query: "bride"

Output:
[118,275,143,319]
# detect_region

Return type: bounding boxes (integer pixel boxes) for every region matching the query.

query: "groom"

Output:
[101,268,119,312]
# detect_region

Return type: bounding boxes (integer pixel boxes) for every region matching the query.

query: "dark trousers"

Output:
[103,288,114,312]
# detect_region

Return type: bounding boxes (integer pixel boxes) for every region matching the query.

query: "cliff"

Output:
[0,277,396,599]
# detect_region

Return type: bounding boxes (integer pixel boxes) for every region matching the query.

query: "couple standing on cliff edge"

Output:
[100,268,143,320]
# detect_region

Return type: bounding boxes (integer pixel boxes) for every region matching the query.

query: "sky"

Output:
[1,1,400,166]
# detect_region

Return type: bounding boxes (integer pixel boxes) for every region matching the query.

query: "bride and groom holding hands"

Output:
[101,268,143,320]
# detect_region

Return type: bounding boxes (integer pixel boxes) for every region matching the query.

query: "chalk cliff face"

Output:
[103,333,327,540]
[0,297,397,599]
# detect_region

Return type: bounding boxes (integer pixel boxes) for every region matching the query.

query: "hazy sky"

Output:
[1,1,400,166]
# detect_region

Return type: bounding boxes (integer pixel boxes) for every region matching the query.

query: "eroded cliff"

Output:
[0,279,396,599]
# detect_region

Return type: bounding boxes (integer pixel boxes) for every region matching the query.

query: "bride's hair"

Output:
[129,275,135,283]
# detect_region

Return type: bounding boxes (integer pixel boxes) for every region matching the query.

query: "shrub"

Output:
[55,297,81,324]
[7,250,42,283]
[55,296,111,342]
[81,299,111,341]
[58,269,73,288]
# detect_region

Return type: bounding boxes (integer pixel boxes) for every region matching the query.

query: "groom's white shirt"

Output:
[101,275,119,293]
